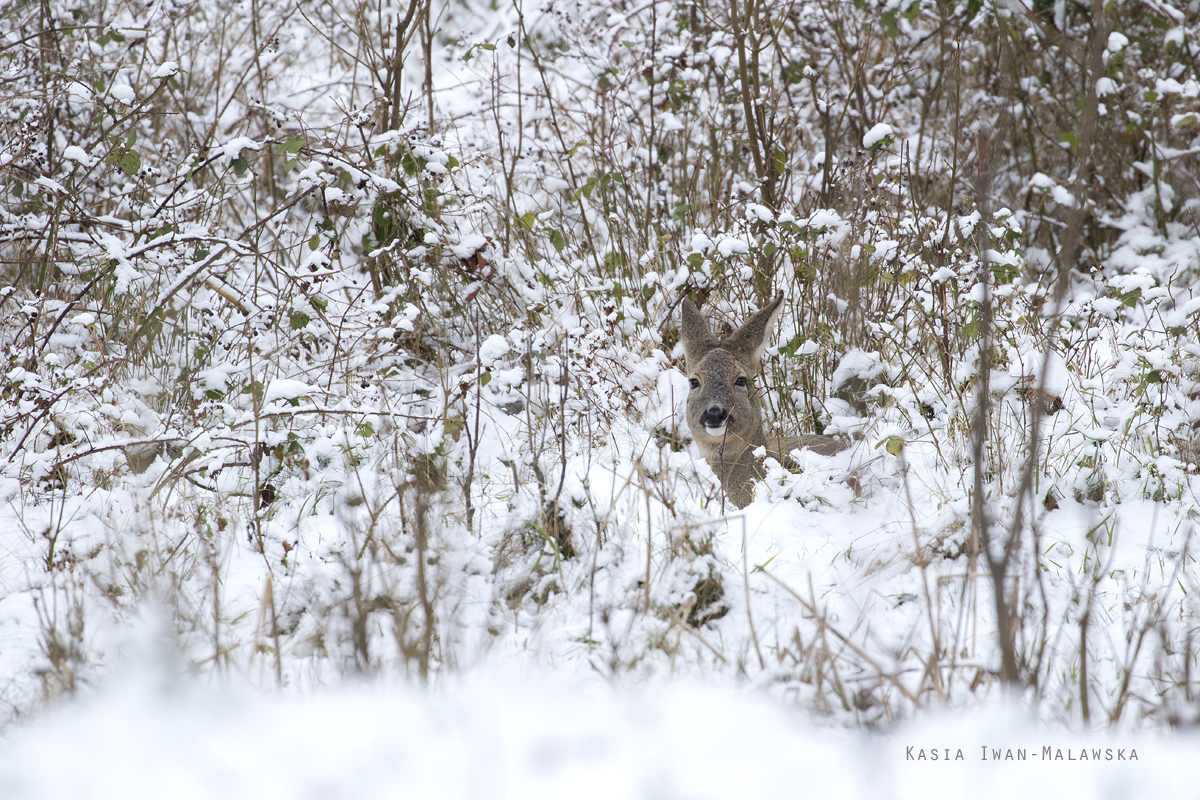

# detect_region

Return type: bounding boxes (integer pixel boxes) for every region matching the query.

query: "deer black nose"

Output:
[700,406,728,427]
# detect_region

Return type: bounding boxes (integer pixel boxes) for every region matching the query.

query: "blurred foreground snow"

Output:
[0,665,1191,800]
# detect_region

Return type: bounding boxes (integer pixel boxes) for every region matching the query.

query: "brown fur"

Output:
[680,293,844,508]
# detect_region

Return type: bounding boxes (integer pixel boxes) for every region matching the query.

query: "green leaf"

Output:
[902,0,920,20]
[480,372,492,387]
[356,421,375,437]
[880,435,905,457]
[866,133,895,151]
[779,333,804,357]
[401,151,421,176]
[125,130,137,146]
[462,41,496,62]
[1111,286,1141,308]
[231,155,249,175]
[573,176,598,200]
[146,223,174,241]
[309,235,321,251]
[515,210,536,230]
[278,135,304,155]
[880,9,899,39]
[991,262,1019,285]
[290,312,311,330]
[311,295,328,311]
[192,247,210,262]
[119,151,141,175]
[548,228,565,253]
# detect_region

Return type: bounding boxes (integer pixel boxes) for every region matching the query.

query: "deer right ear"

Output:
[680,298,718,370]
[725,291,784,370]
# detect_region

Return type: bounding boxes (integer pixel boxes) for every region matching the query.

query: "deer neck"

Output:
[697,404,765,479]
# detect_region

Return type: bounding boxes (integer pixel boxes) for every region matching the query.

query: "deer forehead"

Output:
[690,348,750,380]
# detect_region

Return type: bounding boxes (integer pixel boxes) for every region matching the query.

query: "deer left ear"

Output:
[725,292,784,369]
[680,297,719,370]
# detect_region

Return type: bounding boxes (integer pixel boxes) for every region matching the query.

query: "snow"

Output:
[863,123,894,149]
[479,334,510,363]
[452,235,488,259]
[264,379,318,403]
[716,236,749,257]
[746,203,774,223]
[62,146,97,167]
[0,662,1186,799]
[832,349,885,390]
[109,83,135,104]
[217,137,262,162]
[5,0,1200,787]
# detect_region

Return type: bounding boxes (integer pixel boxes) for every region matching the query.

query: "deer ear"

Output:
[725,292,785,370]
[680,298,718,370]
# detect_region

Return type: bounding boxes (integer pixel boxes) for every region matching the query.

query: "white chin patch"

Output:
[705,424,727,437]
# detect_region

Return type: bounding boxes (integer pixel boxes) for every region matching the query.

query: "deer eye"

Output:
[734,376,747,387]
[689,378,700,389]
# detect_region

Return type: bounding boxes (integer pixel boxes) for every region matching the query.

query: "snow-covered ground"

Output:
[0,660,1191,800]
[4,0,1200,788]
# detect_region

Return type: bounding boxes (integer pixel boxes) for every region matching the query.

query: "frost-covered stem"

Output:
[386,0,424,130]
[463,317,482,533]
[741,517,765,670]
[261,572,282,685]
[513,2,602,269]
[1079,591,1091,723]
[490,56,516,256]
[248,0,278,206]
[643,463,652,613]
[247,317,266,555]
[970,123,1020,687]
[349,547,370,671]
[902,453,943,700]
[1008,0,1106,559]
[421,0,434,130]
[205,532,225,673]
[1050,0,1106,306]
[934,27,963,390]
[728,0,768,205]
[414,482,433,682]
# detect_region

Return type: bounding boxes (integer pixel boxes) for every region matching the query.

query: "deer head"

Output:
[680,293,784,507]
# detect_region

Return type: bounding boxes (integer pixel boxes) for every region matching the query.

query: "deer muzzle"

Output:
[700,405,729,436]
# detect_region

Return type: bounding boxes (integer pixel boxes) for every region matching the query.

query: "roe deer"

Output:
[680,292,844,508]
